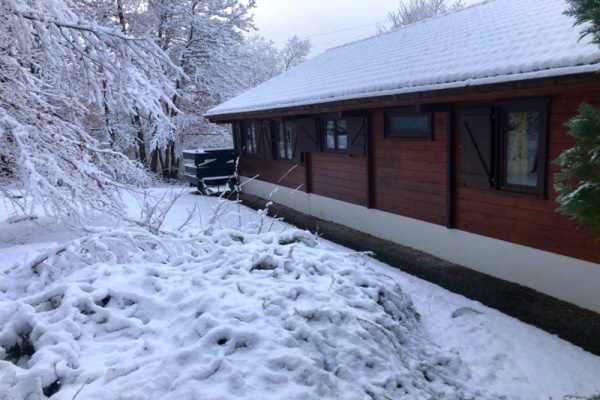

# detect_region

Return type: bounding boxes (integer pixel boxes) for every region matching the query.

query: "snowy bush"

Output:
[0,223,492,399]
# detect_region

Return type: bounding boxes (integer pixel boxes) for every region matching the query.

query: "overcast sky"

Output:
[251,0,483,56]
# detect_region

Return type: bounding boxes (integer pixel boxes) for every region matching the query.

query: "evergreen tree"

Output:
[564,0,600,45]
[554,103,600,233]
[555,1,600,234]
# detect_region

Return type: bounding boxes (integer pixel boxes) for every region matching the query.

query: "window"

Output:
[277,122,293,160]
[505,112,540,186]
[242,123,257,154]
[384,107,432,140]
[458,98,549,197]
[324,118,348,151]
[497,98,549,196]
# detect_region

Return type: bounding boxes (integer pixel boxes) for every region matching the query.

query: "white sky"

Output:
[251,0,483,56]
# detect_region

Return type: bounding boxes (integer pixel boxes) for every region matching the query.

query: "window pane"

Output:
[245,126,252,153]
[506,111,539,187]
[390,116,429,133]
[337,120,347,149]
[250,125,257,154]
[326,120,335,149]
[278,124,286,158]
[285,123,293,159]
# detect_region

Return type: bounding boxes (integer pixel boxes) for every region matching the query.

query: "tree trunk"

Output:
[133,113,147,166]
[150,149,158,173]
[162,145,170,179]
[102,80,114,147]
[169,141,178,179]
[158,148,165,175]
[116,0,127,34]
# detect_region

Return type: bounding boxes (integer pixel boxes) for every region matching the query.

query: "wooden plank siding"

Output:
[238,151,367,207]
[233,80,600,265]
[311,153,367,207]
[238,157,306,192]
[454,87,600,264]
[371,110,448,226]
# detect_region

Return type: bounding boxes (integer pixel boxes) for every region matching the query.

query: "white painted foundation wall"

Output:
[240,176,600,313]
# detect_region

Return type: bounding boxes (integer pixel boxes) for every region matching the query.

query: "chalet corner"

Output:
[205,0,600,313]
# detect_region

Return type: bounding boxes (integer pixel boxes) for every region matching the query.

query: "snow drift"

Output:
[0,225,492,399]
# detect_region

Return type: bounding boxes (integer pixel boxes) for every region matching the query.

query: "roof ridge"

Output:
[325,0,499,53]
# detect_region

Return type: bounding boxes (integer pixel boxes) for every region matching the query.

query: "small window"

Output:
[324,118,348,151]
[497,98,549,196]
[242,123,257,154]
[326,120,335,149]
[505,112,540,186]
[337,120,347,149]
[276,122,293,160]
[384,107,432,140]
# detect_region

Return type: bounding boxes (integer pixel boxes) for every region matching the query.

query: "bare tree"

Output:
[73,0,257,181]
[280,36,312,72]
[1,0,182,223]
[243,35,282,86]
[379,0,466,32]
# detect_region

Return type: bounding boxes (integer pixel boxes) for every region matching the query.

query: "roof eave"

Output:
[204,71,600,122]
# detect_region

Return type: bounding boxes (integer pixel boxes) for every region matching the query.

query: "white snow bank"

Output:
[0,188,599,399]
[0,226,492,399]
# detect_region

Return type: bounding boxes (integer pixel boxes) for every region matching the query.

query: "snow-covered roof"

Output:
[206,0,600,118]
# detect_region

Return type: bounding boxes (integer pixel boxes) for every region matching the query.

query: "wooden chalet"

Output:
[206,0,600,312]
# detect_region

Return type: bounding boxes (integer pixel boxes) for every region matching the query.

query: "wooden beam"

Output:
[446,110,456,229]
[304,152,313,194]
[366,115,374,209]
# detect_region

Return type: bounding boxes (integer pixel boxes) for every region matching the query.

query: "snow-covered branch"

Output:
[1,0,185,223]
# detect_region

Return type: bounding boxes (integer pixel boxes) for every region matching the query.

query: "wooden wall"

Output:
[311,153,367,207]
[454,86,600,264]
[238,153,366,206]
[371,110,448,226]
[238,157,305,192]
[235,81,600,264]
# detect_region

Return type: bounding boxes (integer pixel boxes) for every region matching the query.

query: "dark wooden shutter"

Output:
[252,121,264,158]
[346,117,367,156]
[261,121,275,160]
[291,126,301,163]
[459,108,494,190]
[296,119,319,152]
[256,121,273,160]
[232,123,243,156]
[291,118,319,163]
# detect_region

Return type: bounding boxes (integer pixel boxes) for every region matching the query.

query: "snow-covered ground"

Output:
[0,187,599,400]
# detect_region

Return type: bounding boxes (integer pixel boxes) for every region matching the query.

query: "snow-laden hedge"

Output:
[0,227,490,399]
